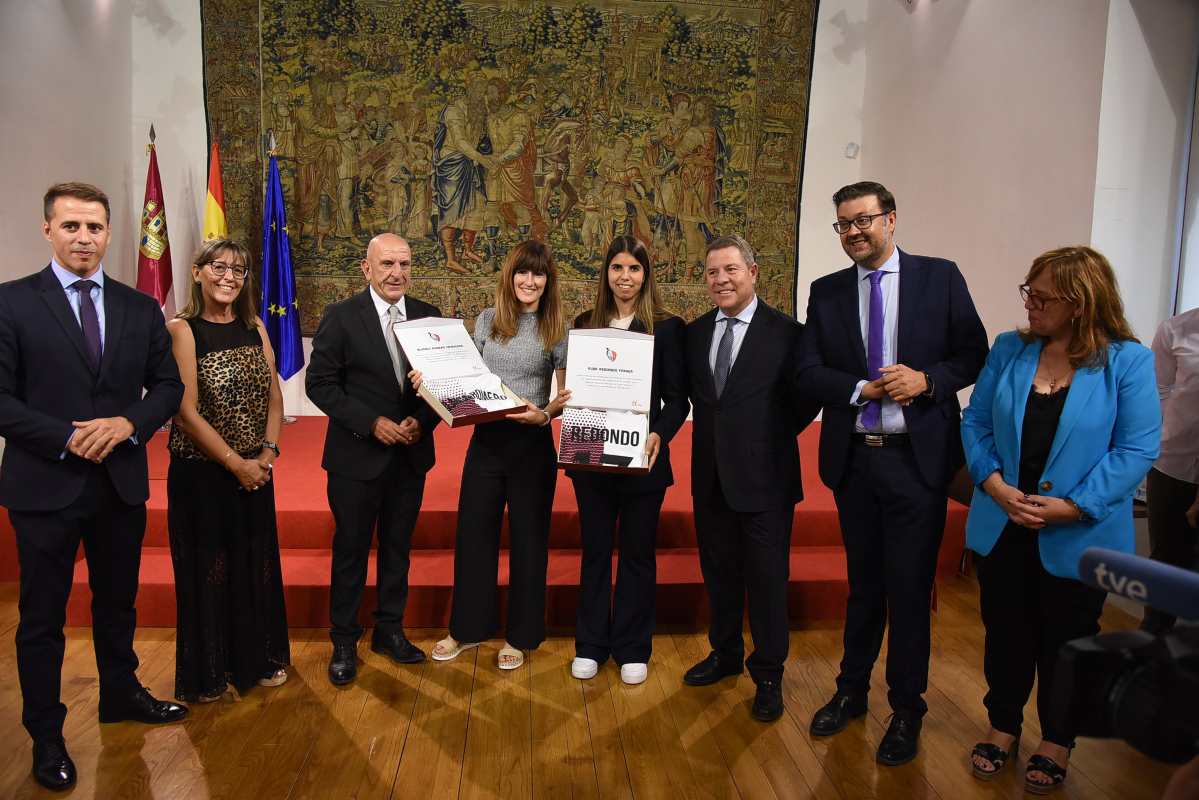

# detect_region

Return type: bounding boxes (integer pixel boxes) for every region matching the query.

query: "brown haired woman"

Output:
[568,235,689,685]
[166,239,290,702]
[961,246,1160,793]
[428,240,572,670]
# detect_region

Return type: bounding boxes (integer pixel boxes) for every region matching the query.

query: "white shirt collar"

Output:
[51,258,105,290]
[715,294,759,325]
[855,246,900,282]
[369,285,407,319]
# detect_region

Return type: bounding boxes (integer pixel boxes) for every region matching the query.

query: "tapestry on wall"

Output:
[202,0,817,334]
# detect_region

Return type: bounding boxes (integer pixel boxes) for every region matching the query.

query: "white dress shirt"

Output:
[850,247,906,433]
[1152,307,1199,483]
[708,295,758,375]
[51,259,106,349]
[369,285,407,332]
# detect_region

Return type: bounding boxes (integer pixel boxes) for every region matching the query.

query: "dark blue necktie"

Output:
[73,279,102,371]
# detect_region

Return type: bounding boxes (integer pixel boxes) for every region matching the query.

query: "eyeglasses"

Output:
[1018,284,1065,311]
[832,212,889,234]
[207,261,248,281]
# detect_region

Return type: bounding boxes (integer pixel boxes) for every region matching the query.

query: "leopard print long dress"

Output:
[166,317,290,701]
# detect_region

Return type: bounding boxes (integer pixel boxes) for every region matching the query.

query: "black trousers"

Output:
[572,475,665,665]
[11,467,145,742]
[976,524,1106,744]
[449,421,557,650]
[327,451,426,645]
[693,475,793,684]
[833,441,945,717]
[1143,467,1199,632]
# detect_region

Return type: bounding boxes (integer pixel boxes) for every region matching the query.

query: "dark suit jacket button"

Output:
[1039,480,1052,491]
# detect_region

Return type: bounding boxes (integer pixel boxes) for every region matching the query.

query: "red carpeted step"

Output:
[65,546,853,628]
[133,418,956,552]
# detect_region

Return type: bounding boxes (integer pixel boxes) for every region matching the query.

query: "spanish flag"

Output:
[203,140,227,240]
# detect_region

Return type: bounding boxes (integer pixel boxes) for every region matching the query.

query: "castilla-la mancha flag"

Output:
[203,141,227,240]
[136,126,173,311]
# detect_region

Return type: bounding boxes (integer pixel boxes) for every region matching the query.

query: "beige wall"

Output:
[855,0,1110,340]
[0,2,134,283]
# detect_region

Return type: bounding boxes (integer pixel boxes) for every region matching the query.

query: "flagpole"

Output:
[264,130,300,425]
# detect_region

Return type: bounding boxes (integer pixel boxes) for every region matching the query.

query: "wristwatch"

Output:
[262,440,280,457]
[922,371,936,399]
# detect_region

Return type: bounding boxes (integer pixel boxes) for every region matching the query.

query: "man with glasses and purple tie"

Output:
[797,182,988,765]
[0,183,186,790]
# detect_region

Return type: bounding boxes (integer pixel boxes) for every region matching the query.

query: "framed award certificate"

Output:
[558,328,654,473]
[392,317,526,427]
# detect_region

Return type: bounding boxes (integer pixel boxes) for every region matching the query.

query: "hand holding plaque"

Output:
[393,318,526,427]
[558,328,654,473]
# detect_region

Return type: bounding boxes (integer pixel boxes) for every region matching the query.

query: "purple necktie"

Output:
[73,279,102,371]
[861,269,884,430]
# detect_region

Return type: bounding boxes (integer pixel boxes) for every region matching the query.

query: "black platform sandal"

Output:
[1025,753,1068,795]
[971,737,1018,781]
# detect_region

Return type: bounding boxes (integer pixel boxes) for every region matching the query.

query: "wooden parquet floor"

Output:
[0,577,1178,799]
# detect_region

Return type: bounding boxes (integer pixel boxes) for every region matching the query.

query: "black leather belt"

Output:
[853,433,911,448]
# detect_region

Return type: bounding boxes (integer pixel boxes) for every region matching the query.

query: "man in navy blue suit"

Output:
[798,182,988,764]
[0,183,186,791]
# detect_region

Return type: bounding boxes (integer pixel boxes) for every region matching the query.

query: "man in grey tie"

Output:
[682,234,819,721]
[307,233,443,684]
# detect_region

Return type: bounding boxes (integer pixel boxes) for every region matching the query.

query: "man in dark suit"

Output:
[799,181,988,764]
[306,233,442,685]
[0,182,187,790]
[683,234,819,722]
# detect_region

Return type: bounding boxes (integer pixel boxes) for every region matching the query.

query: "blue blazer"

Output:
[961,331,1161,578]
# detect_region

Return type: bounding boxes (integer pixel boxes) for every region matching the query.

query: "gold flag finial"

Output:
[147,124,156,154]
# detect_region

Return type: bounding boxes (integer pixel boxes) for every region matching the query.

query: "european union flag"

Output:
[260,153,304,380]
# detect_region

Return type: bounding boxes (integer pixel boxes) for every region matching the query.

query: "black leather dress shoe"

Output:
[809,692,868,737]
[371,630,426,664]
[32,738,76,791]
[877,714,922,766]
[682,652,743,686]
[328,643,358,685]
[98,686,188,724]
[751,681,784,722]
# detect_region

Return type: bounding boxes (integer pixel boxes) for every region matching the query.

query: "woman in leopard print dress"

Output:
[165,239,290,702]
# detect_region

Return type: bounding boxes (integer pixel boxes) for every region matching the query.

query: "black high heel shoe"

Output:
[971,734,1019,781]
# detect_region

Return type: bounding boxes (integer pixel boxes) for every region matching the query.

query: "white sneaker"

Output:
[571,657,599,679]
[620,663,648,685]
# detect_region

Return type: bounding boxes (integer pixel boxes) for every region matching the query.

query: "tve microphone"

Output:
[1078,548,1199,622]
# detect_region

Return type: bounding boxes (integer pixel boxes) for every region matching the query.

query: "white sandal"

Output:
[258,668,288,688]
[497,644,525,670]
[431,636,480,662]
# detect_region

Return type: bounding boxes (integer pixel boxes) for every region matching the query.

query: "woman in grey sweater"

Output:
[430,240,571,670]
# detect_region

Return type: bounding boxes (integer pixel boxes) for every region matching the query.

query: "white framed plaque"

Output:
[559,328,654,474]
[564,328,653,411]
[392,317,526,427]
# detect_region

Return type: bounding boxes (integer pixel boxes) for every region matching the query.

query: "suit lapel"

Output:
[692,310,718,400]
[37,266,95,374]
[837,268,867,374]
[720,301,771,403]
[354,289,401,391]
[1044,360,1103,473]
[895,250,924,364]
[97,283,126,379]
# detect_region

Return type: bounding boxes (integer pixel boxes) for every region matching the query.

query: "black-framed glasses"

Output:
[207,261,248,281]
[1018,284,1065,311]
[832,212,889,234]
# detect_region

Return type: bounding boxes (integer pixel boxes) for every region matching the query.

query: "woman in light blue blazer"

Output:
[960,246,1160,794]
